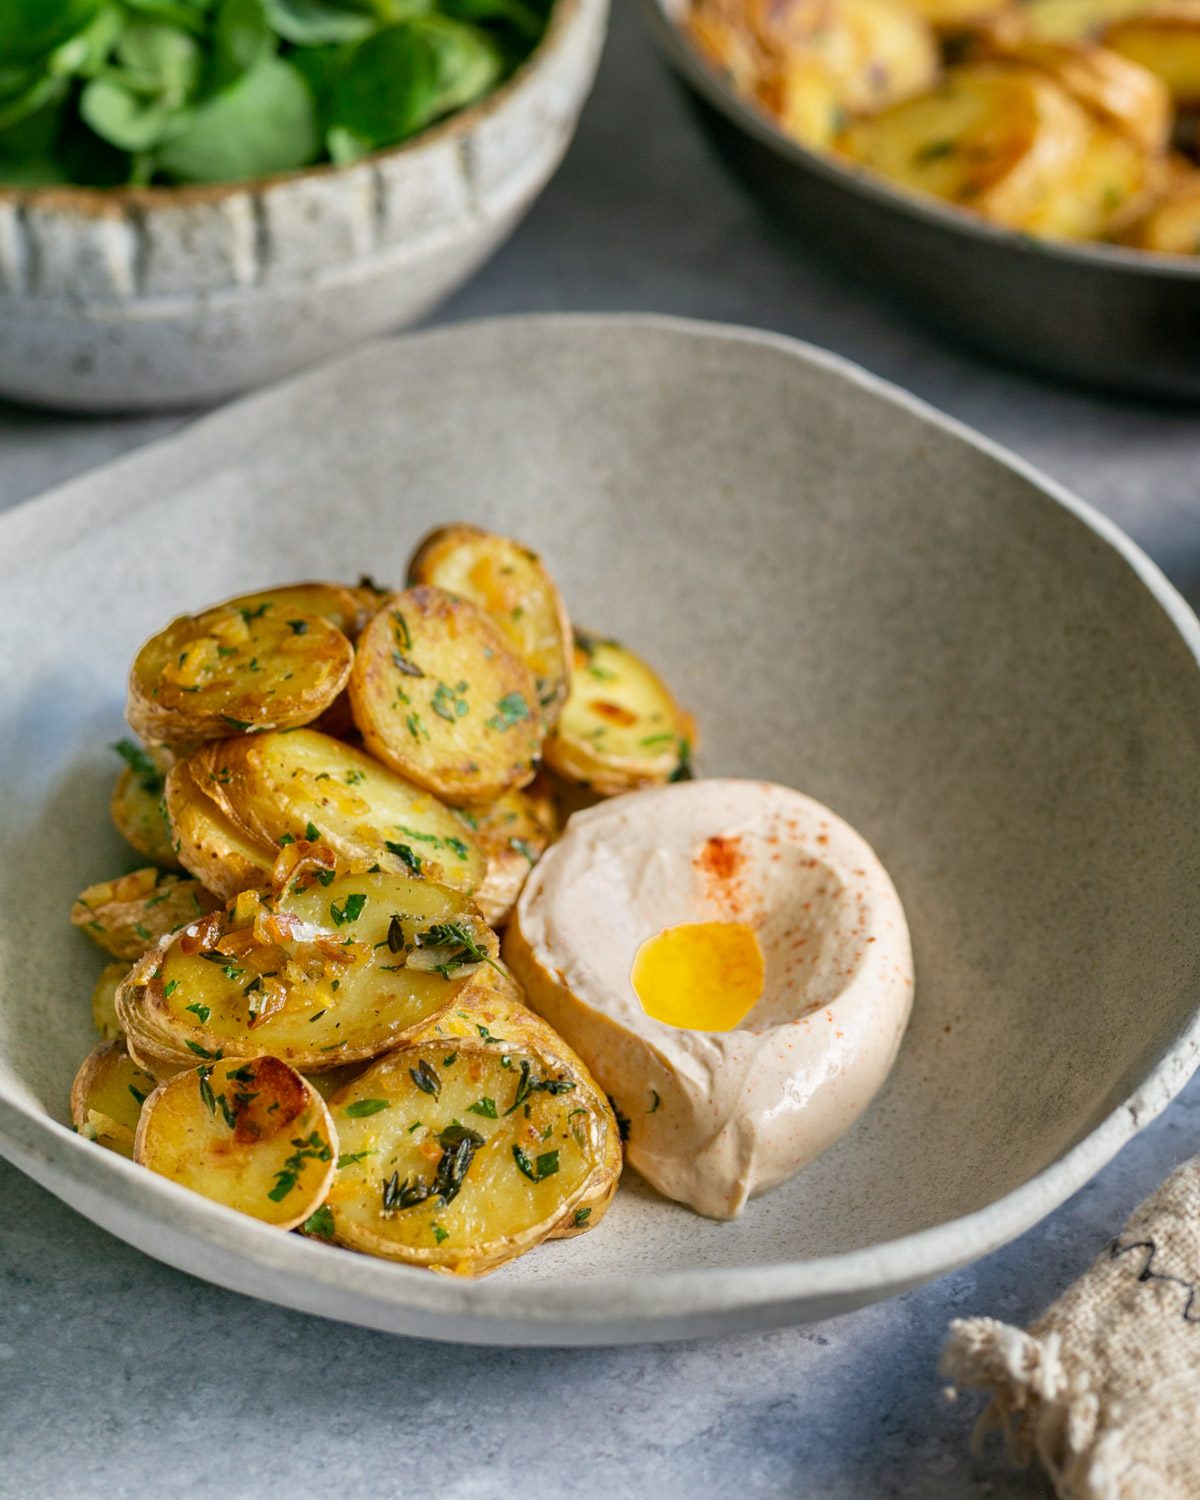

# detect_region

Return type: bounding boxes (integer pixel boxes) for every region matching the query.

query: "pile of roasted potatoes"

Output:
[686,0,1200,253]
[70,525,694,1277]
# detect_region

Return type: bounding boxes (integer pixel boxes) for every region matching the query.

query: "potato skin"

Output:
[1121,169,1200,251]
[91,962,130,1040]
[1104,5,1200,106]
[407,524,574,726]
[111,742,180,868]
[71,868,221,961]
[988,40,1172,151]
[459,781,560,928]
[164,757,273,900]
[135,1057,337,1230]
[71,1041,157,1158]
[349,587,543,804]
[127,592,353,747]
[323,966,621,1275]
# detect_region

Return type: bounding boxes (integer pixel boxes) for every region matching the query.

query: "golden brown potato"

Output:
[543,633,694,795]
[126,589,354,747]
[91,962,130,1040]
[71,1041,158,1158]
[1121,168,1200,249]
[456,783,560,927]
[177,729,486,897]
[988,40,1171,149]
[135,1057,337,1230]
[1022,118,1164,236]
[407,525,574,726]
[1021,0,1157,42]
[1104,5,1200,105]
[116,871,500,1076]
[349,587,543,805]
[905,0,1017,32]
[228,582,376,639]
[71,867,221,961]
[164,756,274,900]
[837,63,1093,228]
[754,0,941,114]
[323,967,621,1275]
[759,55,848,146]
[110,740,180,868]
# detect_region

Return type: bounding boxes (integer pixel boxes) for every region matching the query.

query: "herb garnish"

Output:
[467,1096,498,1118]
[485,692,531,732]
[268,1132,332,1203]
[330,892,366,927]
[385,841,423,875]
[113,738,163,794]
[302,1205,335,1240]
[381,1124,483,1213]
[504,1059,576,1115]
[343,1098,389,1118]
[573,1208,591,1227]
[409,1058,441,1097]
[512,1145,559,1183]
[431,679,470,722]
[185,1000,211,1024]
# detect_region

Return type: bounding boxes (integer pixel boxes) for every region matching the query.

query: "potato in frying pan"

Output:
[71,867,221,961]
[135,1056,336,1229]
[126,586,355,747]
[349,587,542,804]
[1104,5,1200,106]
[323,966,621,1275]
[116,871,499,1076]
[837,63,1093,228]
[1121,169,1200,251]
[407,524,574,725]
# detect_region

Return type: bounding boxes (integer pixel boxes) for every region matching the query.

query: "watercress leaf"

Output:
[211,0,276,89]
[115,22,203,104]
[79,77,191,152]
[440,0,542,42]
[0,151,72,185]
[262,0,377,44]
[0,73,68,135]
[123,0,210,30]
[154,54,318,183]
[0,0,107,66]
[328,17,500,156]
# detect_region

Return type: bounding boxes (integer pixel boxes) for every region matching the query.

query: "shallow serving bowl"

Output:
[0,0,606,414]
[638,0,1200,400]
[2,313,1200,1345]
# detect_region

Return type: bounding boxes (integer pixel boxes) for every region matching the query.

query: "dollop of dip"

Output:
[504,779,914,1219]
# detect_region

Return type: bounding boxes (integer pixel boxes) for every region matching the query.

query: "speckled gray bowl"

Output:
[0,0,606,414]
[2,314,1199,1345]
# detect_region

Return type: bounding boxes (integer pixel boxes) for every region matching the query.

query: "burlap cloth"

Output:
[941,1157,1200,1500]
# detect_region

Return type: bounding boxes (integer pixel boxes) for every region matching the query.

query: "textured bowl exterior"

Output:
[2,315,1200,1345]
[637,0,1200,400]
[0,0,607,412]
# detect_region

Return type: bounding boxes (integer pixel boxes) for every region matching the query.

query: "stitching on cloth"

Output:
[1110,1239,1200,1324]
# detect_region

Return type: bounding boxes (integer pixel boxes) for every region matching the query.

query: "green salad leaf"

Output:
[0,0,549,186]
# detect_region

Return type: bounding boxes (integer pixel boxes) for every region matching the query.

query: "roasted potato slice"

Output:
[226,582,376,640]
[543,633,694,795]
[990,40,1171,149]
[1121,169,1200,250]
[754,0,940,114]
[407,525,574,726]
[116,871,499,1075]
[164,756,274,900]
[71,867,221,961]
[135,1057,337,1229]
[1104,5,1200,105]
[324,968,620,1275]
[456,783,560,928]
[1023,118,1163,236]
[91,962,130,1040]
[905,0,1017,32]
[111,739,180,868]
[1021,0,1157,42]
[182,729,485,896]
[349,587,542,804]
[759,55,847,147]
[126,590,354,747]
[837,63,1093,228]
[71,1041,157,1158]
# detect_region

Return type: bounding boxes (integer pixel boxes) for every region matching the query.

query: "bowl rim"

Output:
[3,311,1200,1343]
[636,0,1200,283]
[0,0,585,216]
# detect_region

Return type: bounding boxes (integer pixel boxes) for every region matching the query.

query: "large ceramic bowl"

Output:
[0,0,606,414]
[2,314,1199,1346]
[638,0,1200,400]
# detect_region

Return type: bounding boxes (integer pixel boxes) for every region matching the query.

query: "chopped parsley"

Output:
[512,1145,559,1183]
[113,738,163,794]
[467,1096,498,1119]
[573,1207,592,1227]
[330,893,366,927]
[185,1000,211,1024]
[302,1205,335,1239]
[431,679,470,722]
[268,1132,333,1203]
[343,1098,389,1118]
[485,692,530,733]
[385,841,423,875]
